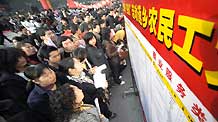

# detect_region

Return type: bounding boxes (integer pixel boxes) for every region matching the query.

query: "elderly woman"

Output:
[49,83,109,122]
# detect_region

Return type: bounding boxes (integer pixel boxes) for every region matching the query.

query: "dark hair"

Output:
[15,39,34,49]
[58,57,74,74]
[19,26,26,31]
[37,45,58,62]
[0,47,26,73]
[0,49,8,72]
[91,22,99,30]
[24,63,47,80]
[12,36,23,42]
[84,14,90,19]
[99,19,105,25]
[36,27,49,37]
[109,8,114,12]
[83,32,95,44]
[36,28,46,37]
[101,27,111,41]
[70,24,79,35]
[49,83,76,122]
[72,47,87,62]
[61,17,69,24]
[70,15,76,20]
[57,36,74,48]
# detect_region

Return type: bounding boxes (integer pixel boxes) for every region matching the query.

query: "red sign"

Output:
[123,0,218,119]
[67,0,112,9]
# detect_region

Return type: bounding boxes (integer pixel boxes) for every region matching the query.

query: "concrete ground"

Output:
[109,59,145,122]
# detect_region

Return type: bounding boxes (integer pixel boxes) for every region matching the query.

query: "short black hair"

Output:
[91,22,99,30]
[83,32,95,44]
[37,45,58,62]
[70,24,78,35]
[0,47,26,73]
[61,17,69,24]
[24,64,47,80]
[70,14,78,20]
[15,38,34,49]
[109,8,114,12]
[58,57,75,75]
[99,19,106,25]
[12,36,23,42]
[72,47,87,62]
[36,27,49,37]
[57,36,74,48]
[19,26,26,31]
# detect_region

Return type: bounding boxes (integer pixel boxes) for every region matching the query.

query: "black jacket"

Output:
[106,15,115,29]
[0,72,29,119]
[86,45,108,67]
[27,85,52,122]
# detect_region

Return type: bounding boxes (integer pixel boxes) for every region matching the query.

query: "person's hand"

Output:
[89,66,97,74]
[117,43,124,52]
[104,80,108,89]
[99,114,109,122]
[99,114,105,119]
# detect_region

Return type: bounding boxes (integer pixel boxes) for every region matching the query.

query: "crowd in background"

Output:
[0,1,129,122]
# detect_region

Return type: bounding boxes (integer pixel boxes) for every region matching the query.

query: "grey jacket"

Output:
[69,104,109,122]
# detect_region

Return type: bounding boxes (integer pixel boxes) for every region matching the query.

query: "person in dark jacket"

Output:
[0,48,29,119]
[24,64,58,122]
[83,32,107,67]
[57,36,79,58]
[79,14,90,33]
[69,15,79,34]
[101,28,125,85]
[58,57,116,119]
[106,9,115,29]
[0,23,5,45]
[24,63,89,122]
[83,32,114,87]
[37,45,61,70]
[59,17,71,35]
[37,45,70,85]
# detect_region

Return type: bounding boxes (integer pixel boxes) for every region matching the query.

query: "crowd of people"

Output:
[0,1,129,122]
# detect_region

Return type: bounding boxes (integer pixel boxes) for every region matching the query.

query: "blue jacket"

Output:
[27,85,52,121]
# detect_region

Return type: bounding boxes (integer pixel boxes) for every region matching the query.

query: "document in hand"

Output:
[93,64,108,89]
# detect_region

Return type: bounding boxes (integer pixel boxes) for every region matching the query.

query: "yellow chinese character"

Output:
[142,7,148,28]
[131,4,136,19]
[136,5,142,25]
[123,3,126,12]
[127,4,131,15]
[173,16,214,72]
[148,7,158,36]
[157,8,175,49]
[205,34,218,88]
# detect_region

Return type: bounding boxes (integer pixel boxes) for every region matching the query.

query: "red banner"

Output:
[39,0,52,10]
[123,0,218,120]
[67,0,112,9]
